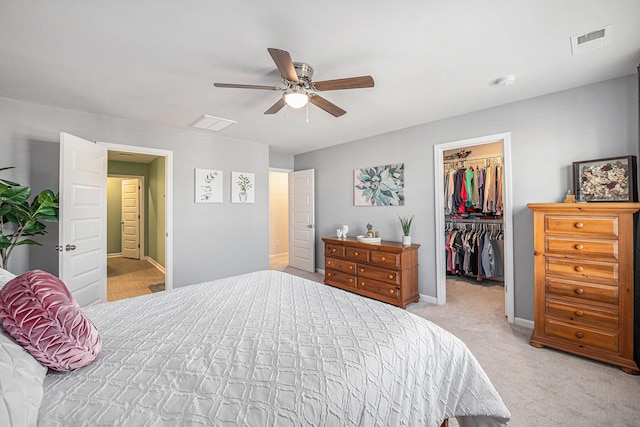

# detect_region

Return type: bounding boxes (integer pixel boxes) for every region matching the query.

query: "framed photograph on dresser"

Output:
[572,155,638,202]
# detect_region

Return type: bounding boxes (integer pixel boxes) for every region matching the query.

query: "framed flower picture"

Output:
[572,156,637,202]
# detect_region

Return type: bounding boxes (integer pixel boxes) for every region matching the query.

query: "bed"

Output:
[2,269,510,426]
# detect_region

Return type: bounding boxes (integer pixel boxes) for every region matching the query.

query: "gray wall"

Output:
[295,75,639,322]
[269,148,294,170]
[0,96,269,286]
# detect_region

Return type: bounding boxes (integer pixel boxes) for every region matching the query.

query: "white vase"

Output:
[402,235,411,246]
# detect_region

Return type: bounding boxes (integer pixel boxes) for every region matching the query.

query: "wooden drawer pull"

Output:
[359,268,365,273]
[348,278,353,283]
[361,282,365,286]
[574,222,584,228]
[389,289,394,294]
[575,288,584,295]
[381,256,386,261]
[574,244,584,250]
[574,266,584,272]
[354,251,359,256]
[575,310,584,316]
[327,272,332,277]
[575,332,584,339]
[331,248,336,253]
[388,274,394,280]
[349,266,353,270]
[327,261,332,265]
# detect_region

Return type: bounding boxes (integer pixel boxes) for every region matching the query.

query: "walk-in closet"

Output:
[443,141,505,286]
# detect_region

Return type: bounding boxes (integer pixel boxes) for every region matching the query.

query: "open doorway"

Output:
[103,146,172,301]
[269,169,290,271]
[433,132,515,323]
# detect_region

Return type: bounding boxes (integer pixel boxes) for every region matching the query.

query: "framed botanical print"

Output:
[572,156,637,202]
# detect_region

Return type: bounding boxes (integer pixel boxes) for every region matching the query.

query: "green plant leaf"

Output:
[0,186,30,203]
[14,239,43,246]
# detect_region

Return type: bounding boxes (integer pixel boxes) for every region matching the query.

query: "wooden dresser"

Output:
[528,203,640,374]
[322,237,420,308]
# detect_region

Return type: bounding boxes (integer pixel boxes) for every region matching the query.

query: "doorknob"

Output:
[65,244,77,251]
[307,224,314,228]
[55,245,63,252]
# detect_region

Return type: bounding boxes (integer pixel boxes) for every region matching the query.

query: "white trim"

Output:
[316,268,325,275]
[269,252,289,259]
[433,132,515,324]
[269,167,293,173]
[419,293,438,305]
[98,142,174,292]
[146,257,166,274]
[515,317,534,330]
[107,252,122,258]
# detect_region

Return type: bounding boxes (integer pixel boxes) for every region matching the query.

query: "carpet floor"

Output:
[107,257,165,301]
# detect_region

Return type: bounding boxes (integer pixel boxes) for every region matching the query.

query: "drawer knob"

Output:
[361,282,365,286]
[389,289,394,294]
[388,274,394,279]
[381,256,386,261]
[359,268,365,273]
[327,272,332,277]
[575,288,584,295]
[349,266,353,270]
[327,261,332,265]
[574,266,584,272]
[574,244,584,250]
[575,332,584,339]
[575,222,584,228]
[354,251,359,256]
[348,278,353,283]
[575,310,584,316]
[332,248,336,253]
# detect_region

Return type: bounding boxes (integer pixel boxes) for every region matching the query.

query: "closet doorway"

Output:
[433,132,515,323]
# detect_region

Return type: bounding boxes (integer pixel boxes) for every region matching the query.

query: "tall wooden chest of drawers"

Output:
[322,237,420,308]
[528,203,640,374]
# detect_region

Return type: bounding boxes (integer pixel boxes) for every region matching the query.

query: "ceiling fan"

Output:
[214,48,374,118]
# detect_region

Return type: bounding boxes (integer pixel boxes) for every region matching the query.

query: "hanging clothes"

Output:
[444,158,503,216]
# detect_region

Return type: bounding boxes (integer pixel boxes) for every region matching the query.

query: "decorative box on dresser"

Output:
[528,203,640,374]
[322,237,420,308]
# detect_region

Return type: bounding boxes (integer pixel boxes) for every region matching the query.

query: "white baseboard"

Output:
[419,293,438,305]
[316,268,325,275]
[515,317,534,329]
[146,257,166,274]
[107,253,122,258]
[269,252,289,259]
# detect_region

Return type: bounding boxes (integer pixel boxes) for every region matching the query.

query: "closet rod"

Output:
[443,154,503,164]
[445,218,503,224]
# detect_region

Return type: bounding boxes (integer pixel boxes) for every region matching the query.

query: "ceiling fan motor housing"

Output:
[293,62,314,84]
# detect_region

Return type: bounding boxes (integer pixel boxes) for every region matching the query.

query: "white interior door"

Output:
[121,178,140,259]
[59,132,107,306]
[289,169,315,272]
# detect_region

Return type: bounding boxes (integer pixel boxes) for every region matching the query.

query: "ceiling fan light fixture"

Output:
[284,88,309,108]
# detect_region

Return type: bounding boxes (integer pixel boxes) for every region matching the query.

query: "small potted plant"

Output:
[237,174,252,203]
[398,214,414,245]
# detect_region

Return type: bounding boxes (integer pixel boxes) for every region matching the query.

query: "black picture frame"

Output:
[572,155,638,202]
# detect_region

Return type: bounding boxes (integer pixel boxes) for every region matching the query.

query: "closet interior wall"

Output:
[444,145,504,283]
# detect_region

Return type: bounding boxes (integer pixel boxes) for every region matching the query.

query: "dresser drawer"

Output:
[357,277,400,302]
[325,244,345,258]
[546,299,618,329]
[545,318,618,352]
[370,251,400,268]
[545,237,618,261]
[325,257,356,273]
[545,278,619,304]
[546,258,618,282]
[325,269,356,288]
[357,264,400,285]
[345,247,370,263]
[544,215,618,237]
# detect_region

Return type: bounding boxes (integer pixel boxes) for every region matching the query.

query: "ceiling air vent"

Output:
[190,114,236,132]
[570,25,612,55]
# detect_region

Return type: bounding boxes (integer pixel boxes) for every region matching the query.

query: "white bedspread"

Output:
[38,270,510,426]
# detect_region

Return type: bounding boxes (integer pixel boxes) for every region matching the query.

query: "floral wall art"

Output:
[195,168,223,203]
[232,171,255,203]
[354,163,404,206]
[573,156,637,202]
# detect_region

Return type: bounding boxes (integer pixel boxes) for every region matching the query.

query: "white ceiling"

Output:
[1,1,639,156]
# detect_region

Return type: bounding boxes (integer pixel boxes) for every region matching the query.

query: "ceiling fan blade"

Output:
[309,95,346,117]
[214,83,282,91]
[312,76,374,91]
[264,97,286,115]
[267,48,299,83]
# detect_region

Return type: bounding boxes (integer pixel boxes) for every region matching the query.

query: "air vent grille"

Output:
[190,114,236,132]
[571,25,611,55]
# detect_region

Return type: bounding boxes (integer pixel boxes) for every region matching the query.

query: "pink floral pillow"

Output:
[0,270,101,371]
